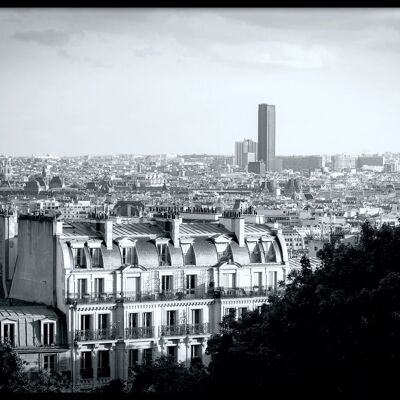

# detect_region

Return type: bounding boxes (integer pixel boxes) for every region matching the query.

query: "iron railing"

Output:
[213,286,281,298]
[66,286,281,305]
[1,336,67,348]
[125,326,154,339]
[75,328,117,341]
[159,322,210,337]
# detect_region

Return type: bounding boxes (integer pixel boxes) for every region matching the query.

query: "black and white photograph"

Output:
[1,7,400,397]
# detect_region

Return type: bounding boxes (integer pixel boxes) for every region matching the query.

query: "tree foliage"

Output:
[205,222,400,397]
[0,342,68,393]
[127,355,208,393]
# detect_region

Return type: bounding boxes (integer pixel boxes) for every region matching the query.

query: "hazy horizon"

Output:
[1,8,400,157]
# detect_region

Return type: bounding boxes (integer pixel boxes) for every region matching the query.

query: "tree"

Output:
[0,342,69,393]
[205,222,400,397]
[127,355,208,393]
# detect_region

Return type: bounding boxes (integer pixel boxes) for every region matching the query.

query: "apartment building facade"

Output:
[3,211,290,390]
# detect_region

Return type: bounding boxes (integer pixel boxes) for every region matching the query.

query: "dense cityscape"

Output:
[0,102,400,391]
[2,8,400,396]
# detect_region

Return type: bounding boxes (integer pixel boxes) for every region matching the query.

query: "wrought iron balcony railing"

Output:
[1,336,67,348]
[159,322,210,337]
[66,292,118,304]
[213,286,281,298]
[66,286,282,305]
[125,326,154,339]
[75,328,117,342]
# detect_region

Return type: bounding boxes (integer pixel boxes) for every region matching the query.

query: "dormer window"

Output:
[246,238,262,263]
[73,248,86,268]
[121,247,138,266]
[89,247,103,268]
[117,238,137,266]
[180,238,195,266]
[213,235,232,262]
[156,239,171,266]
[68,241,87,269]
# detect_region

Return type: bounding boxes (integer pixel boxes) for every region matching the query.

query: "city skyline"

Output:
[1,9,400,156]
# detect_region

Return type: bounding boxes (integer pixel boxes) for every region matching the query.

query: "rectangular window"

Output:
[239,307,248,318]
[98,314,109,330]
[167,345,177,362]
[77,279,87,298]
[191,344,201,362]
[166,310,177,326]
[74,248,85,268]
[221,273,236,288]
[122,247,132,265]
[253,272,262,288]
[98,350,110,378]
[191,309,201,325]
[80,314,91,331]
[90,248,102,268]
[43,354,56,373]
[42,322,55,346]
[186,275,196,295]
[268,271,278,289]
[94,278,104,296]
[129,349,139,368]
[225,308,236,317]
[80,351,92,379]
[143,312,152,328]
[161,275,173,293]
[128,313,138,329]
[126,277,140,295]
[3,323,15,346]
[157,244,170,266]
[143,348,152,364]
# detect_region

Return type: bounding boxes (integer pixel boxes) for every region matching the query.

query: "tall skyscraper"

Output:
[258,104,276,171]
[234,139,257,169]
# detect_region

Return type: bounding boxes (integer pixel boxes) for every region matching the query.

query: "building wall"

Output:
[9,218,57,306]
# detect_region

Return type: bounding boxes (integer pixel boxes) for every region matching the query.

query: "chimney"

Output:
[101,220,113,250]
[233,217,245,247]
[53,220,63,236]
[219,211,245,247]
[171,216,182,248]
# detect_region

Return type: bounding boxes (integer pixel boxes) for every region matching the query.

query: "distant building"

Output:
[0,159,11,180]
[331,154,357,171]
[258,104,276,171]
[234,139,257,169]
[356,155,384,169]
[277,155,323,172]
[248,161,266,175]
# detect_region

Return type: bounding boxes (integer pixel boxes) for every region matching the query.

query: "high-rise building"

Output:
[234,139,257,169]
[258,104,276,171]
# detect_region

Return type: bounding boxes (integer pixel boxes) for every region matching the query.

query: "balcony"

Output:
[66,286,281,305]
[75,328,117,342]
[1,336,67,349]
[159,322,210,337]
[125,326,154,339]
[80,368,93,379]
[123,289,213,303]
[66,292,118,305]
[213,286,281,299]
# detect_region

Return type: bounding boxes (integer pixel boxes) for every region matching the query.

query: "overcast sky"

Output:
[1,8,400,157]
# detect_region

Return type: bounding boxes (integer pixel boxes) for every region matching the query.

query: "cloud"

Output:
[12,29,83,47]
[134,47,162,57]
